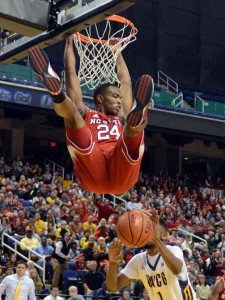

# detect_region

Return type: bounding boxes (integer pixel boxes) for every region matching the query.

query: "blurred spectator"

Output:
[99,263,108,280]
[83,215,97,234]
[80,229,91,248]
[195,274,211,300]
[68,285,85,300]
[5,254,17,269]
[68,241,80,260]
[216,258,225,276]
[29,268,43,294]
[83,241,95,261]
[34,212,46,236]
[0,217,12,251]
[43,286,64,300]
[94,219,110,242]
[168,228,183,247]
[108,223,117,241]
[178,219,192,237]
[118,288,133,300]
[0,247,8,267]
[31,236,54,279]
[62,174,73,188]
[68,214,82,236]
[125,192,142,211]
[83,260,104,300]
[94,195,117,221]
[203,249,219,283]
[51,232,71,286]
[217,233,225,250]
[20,229,40,251]
[55,220,70,238]
[206,231,218,251]
[139,288,150,300]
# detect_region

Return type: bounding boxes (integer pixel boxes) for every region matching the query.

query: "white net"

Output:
[73,15,138,90]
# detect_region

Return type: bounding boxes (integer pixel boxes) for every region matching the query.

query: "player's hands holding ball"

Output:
[150,209,161,244]
[108,238,123,263]
[151,209,169,244]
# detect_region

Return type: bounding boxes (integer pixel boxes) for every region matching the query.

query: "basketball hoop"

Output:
[73,15,138,90]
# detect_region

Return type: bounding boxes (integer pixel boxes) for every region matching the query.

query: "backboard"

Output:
[0,0,135,65]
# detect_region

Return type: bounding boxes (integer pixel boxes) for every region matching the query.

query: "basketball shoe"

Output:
[28,47,61,95]
[127,74,154,128]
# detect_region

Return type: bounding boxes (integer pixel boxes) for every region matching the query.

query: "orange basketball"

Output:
[116,210,153,248]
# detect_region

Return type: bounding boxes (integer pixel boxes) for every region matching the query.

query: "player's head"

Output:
[143,218,169,251]
[93,82,122,116]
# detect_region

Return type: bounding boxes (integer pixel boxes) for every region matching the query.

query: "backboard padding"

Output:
[0,0,135,65]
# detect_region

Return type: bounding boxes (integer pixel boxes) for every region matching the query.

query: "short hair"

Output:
[69,286,78,292]
[50,286,59,291]
[16,260,27,268]
[121,288,131,295]
[159,218,168,231]
[93,83,118,105]
[210,249,217,255]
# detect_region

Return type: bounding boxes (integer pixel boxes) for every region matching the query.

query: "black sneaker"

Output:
[127,75,154,128]
[28,47,61,95]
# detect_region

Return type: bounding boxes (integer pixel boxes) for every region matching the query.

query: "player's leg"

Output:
[28,46,90,149]
[67,137,110,194]
[123,74,154,159]
[126,74,154,128]
[107,134,144,194]
[28,47,83,125]
[29,46,110,192]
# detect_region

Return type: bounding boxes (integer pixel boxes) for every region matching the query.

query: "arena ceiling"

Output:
[45,0,225,91]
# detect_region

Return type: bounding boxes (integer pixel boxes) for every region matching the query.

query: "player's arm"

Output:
[116,52,133,117]
[208,279,223,300]
[106,239,132,292]
[151,210,183,275]
[64,35,88,117]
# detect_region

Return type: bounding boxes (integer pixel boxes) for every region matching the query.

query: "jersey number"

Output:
[183,285,193,300]
[97,124,120,140]
[157,292,163,300]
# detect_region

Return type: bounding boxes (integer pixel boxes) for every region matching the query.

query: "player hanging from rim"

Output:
[106,210,197,300]
[28,36,154,194]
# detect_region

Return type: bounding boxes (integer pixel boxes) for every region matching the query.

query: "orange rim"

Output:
[73,15,137,44]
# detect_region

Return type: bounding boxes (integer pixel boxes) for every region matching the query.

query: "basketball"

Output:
[116,210,153,248]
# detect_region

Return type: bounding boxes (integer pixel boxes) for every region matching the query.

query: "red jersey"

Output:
[218,277,225,300]
[66,109,144,194]
[85,109,123,153]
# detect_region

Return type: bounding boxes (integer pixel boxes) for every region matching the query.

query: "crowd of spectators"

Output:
[0,156,225,299]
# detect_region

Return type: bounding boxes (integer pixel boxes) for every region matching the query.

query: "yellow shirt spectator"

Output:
[62,174,73,187]
[55,220,70,238]
[82,236,97,249]
[35,219,46,236]
[34,213,46,236]
[82,216,97,234]
[20,230,40,250]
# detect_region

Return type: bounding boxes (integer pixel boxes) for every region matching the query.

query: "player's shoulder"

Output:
[166,244,182,251]
[88,109,98,115]
[132,251,147,261]
[166,244,183,255]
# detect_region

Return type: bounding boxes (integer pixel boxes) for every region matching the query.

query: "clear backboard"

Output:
[0,0,135,65]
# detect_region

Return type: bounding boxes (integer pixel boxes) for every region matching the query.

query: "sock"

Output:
[51,92,65,103]
[123,132,143,160]
[66,124,91,149]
